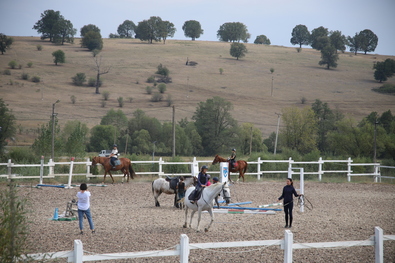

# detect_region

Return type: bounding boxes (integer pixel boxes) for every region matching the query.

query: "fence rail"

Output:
[24,227,395,263]
[1,157,394,184]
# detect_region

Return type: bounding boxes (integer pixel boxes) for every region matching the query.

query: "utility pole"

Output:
[51,100,60,161]
[172,105,175,157]
[374,119,378,163]
[274,113,281,155]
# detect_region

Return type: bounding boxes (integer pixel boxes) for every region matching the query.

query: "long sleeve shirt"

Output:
[278,185,299,204]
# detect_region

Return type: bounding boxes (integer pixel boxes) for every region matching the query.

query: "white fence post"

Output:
[86,157,91,181]
[159,157,163,177]
[39,156,44,185]
[347,157,352,182]
[257,157,261,180]
[7,159,12,179]
[48,159,54,177]
[66,157,75,189]
[318,157,323,181]
[179,234,189,263]
[191,157,199,177]
[288,157,293,178]
[299,168,304,213]
[73,240,83,263]
[283,230,293,263]
[375,226,383,263]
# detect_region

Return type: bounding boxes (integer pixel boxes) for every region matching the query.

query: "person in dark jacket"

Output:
[277,178,302,228]
[190,165,210,204]
[228,148,236,168]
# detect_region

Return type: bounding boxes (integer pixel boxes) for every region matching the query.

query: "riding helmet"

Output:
[201,165,208,170]
[232,148,236,151]
[113,144,117,147]
[213,177,219,182]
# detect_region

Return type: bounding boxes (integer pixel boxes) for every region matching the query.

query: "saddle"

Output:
[229,160,238,168]
[188,187,203,201]
[165,176,179,192]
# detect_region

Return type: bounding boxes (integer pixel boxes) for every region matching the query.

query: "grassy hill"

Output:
[1,37,394,145]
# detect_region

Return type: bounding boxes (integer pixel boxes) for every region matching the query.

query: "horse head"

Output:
[212,154,219,165]
[222,182,231,204]
[91,156,98,166]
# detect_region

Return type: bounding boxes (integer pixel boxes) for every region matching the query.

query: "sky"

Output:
[0,0,394,56]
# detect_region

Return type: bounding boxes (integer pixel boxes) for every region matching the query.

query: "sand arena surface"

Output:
[13,180,395,262]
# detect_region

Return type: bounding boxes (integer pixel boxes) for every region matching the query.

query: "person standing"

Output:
[109,144,118,169]
[76,183,95,235]
[277,178,301,228]
[191,165,210,204]
[176,176,186,201]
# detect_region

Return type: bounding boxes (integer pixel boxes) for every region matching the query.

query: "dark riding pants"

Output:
[110,157,117,167]
[284,202,293,226]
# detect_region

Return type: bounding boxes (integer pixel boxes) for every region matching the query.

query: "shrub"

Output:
[102,91,110,100]
[70,95,76,104]
[27,62,33,68]
[8,79,13,85]
[101,100,106,107]
[296,48,302,53]
[8,60,17,69]
[36,44,43,51]
[147,75,155,83]
[31,76,41,82]
[71,73,87,86]
[128,97,133,103]
[158,83,166,93]
[117,97,124,107]
[166,94,173,107]
[146,86,153,94]
[219,68,224,75]
[3,69,11,75]
[18,64,22,69]
[270,68,275,74]
[8,147,37,163]
[151,92,163,102]
[21,72,29,80]
[373,83,395,94]
[156,64,169,76]
[301,97,307,104]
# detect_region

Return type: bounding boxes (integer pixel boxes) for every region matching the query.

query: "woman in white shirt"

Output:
[76,183,95,234]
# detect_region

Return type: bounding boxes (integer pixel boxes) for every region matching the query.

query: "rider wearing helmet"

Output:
[191,165,210,204]
[110,144,118,169]
[229,148,236,169]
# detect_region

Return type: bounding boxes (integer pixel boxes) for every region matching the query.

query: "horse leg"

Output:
[189,210,196,229]
[205,208,214,232]
[196,208,203,232]
[174,194,179,208]
[108,171,114,184]
[183,206,188,228]
[154,191,161,207]
[102,171,107,184]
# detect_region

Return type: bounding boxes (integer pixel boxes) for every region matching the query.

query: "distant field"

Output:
[0,37,394,144]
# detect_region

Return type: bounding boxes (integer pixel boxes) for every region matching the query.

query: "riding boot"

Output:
[284,215,289,228]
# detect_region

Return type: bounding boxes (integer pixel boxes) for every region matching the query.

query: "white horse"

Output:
[152,176,196,207]
[183,182,231,232]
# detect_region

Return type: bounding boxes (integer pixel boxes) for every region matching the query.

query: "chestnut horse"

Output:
[91,156,136,184]
[212,154,248,182]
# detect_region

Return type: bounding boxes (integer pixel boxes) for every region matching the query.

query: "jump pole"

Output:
[65,157,75,189]
[215,206,282,211]
[218,201,252,206]
[288,167,305,212]
[203,209,275,215]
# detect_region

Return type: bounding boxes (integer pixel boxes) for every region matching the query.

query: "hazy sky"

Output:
[1,0,394,55]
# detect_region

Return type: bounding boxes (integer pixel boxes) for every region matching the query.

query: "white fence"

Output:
[0,157,393,183]
[24,227,395,263]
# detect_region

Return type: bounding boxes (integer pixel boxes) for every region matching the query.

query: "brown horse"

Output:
[91,156,136,184]
[212,154,248,182]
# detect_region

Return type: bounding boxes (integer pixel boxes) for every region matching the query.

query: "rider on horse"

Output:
[109,144,118,169]
[228,148,236,169]
[190,165,210,204]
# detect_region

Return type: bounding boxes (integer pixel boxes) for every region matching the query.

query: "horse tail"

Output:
[243,161,248,174]
[152,181,154,195]
[129,163,136,179]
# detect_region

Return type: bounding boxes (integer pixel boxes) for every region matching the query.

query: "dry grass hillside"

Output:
[0,37,394,145]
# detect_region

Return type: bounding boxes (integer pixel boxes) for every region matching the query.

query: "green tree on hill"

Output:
[80,24,101,37]
[329,30,348,53]
[359,29,378,54]
[117,20,136,38]
[290,24,310,48]
[33,9,62,42]
[254,35,271,45]
[230,42,247,60]
[52,49,65,65]
[310,26,329,50]
[0,99,16,156]
[160,21,176,44]
[81,31,103,51]
[0,34,14,55]
[89,125,115,152]
[373,58,395,82]
[53,19,76,45]
[319,45,338,69]
[347,32,364,55]
[135,16,164,43]
[217,22,250,43]
[182,20,204,41]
